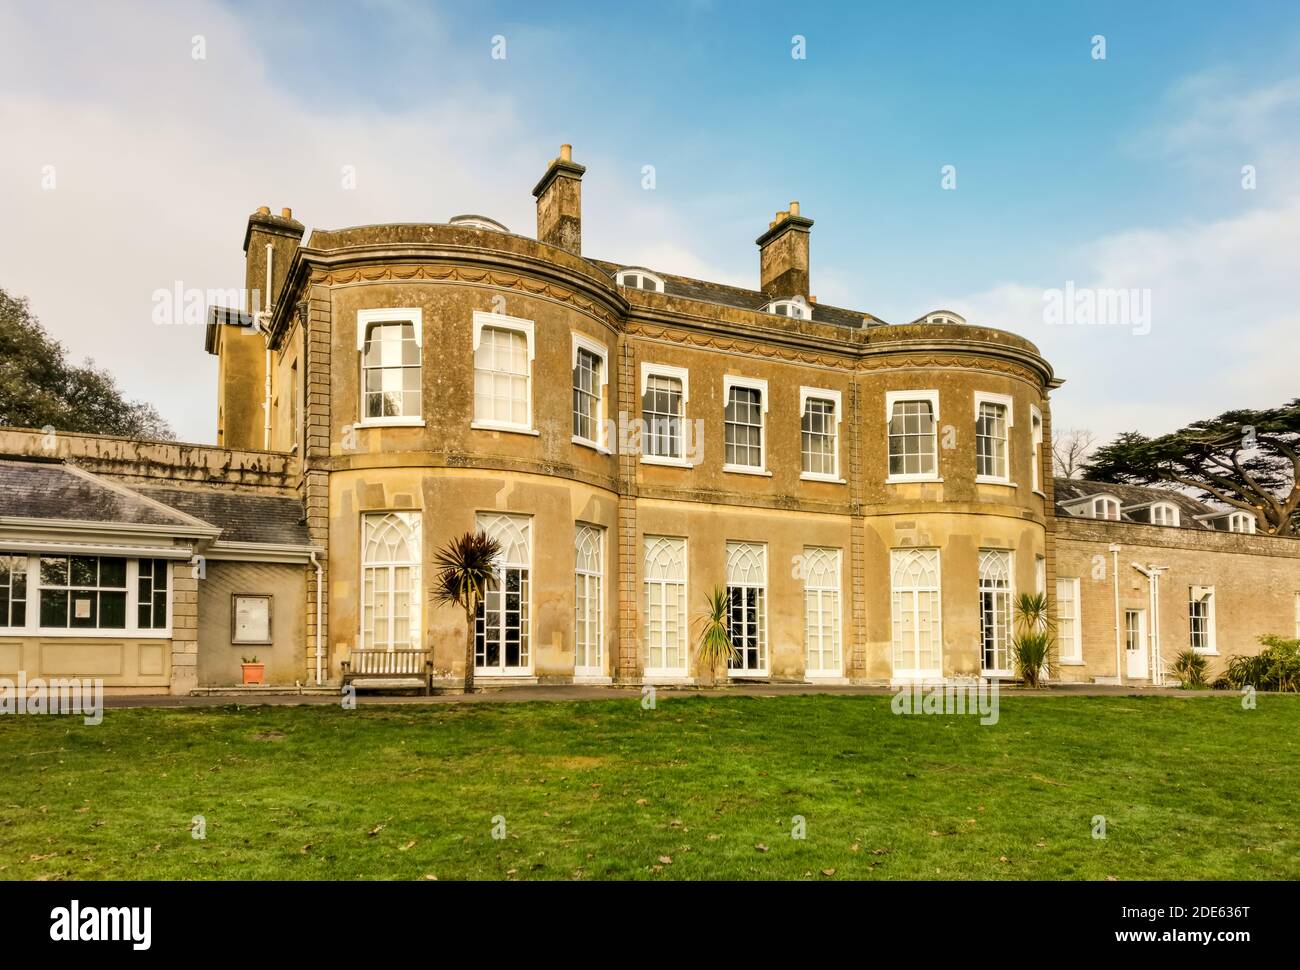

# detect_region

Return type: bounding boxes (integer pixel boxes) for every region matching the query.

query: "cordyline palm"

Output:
[694,586,740,687]
[1011,591,1055,688]
[433,531,500,694]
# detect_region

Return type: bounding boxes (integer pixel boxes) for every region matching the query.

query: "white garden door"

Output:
[1125,609,1148,680]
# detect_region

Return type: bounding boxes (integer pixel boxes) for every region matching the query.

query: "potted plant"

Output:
[240,656,265,685]
[1010,592,1055,688]
[693,586,740,688]
[433,531,502,695]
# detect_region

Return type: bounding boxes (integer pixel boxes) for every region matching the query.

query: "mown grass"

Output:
[1,693,1296,880]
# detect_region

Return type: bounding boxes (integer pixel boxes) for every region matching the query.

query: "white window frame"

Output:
[1030,405,1044,494]
[1150,502,1181,527]
[978,549,1015,678]
[1294,591,1300,639]
[643,535,689,679]
[356,308,425,428]
[725,541,769,677]
[1189,585,1217,655]
[763,298,810,319]
[1091,495,1121,521]
[570,333,609,452]
[639,363,692,467]
[886,389,942,483]
[974,391,1014,485]
[615,268,665,293]
[1056,577,1083,664]
[474,512,534,675]
[799,387,844,482]
[2,554,175,639]
[471,310,537,435]
[359,511,423,652]
[1227,512,1256,534]
[722,375,771,476]
[803,547,843,678]
[890,547,943,681]
[574,523,604,677]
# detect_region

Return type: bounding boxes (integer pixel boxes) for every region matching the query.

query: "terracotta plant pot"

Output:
[241,663,266,685]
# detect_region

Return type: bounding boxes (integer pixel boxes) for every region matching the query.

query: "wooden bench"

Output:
[341,649,433,695]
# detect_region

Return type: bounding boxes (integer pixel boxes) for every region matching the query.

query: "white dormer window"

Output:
[615,269,665,293]
[1091,496,1121,521]
[449,214,510,232]
[1227,512,1256,534]
[1150,502,1180,527]
[763,298,810,319]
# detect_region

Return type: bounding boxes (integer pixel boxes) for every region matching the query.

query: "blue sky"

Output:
[2,0,1298,443]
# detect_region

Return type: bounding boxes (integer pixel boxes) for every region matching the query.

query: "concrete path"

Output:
[99,681,1219,710]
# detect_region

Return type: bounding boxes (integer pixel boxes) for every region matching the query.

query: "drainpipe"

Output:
[310,550,324,685]
[1109,543,1123,685]
[262,243,274,451]
[1132,563,1167,685]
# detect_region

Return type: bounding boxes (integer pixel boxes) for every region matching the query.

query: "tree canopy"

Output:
[0,287,173,440]
[1084,401,1300,536]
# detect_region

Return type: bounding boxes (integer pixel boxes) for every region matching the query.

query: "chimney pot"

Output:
[281,207,293,219]
[560,143,572,162]
[789,201,800,216]
[256,205,271,215]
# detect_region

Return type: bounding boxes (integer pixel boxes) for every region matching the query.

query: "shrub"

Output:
[1172,649,1209,689]
[1223,635,1300,692]
[1011,592,1055,688]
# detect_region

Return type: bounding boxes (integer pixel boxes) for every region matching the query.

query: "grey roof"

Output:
[135,486,309,546]
[0,458,200,529]
[590,259,883,329]
[1053,477,1217,529]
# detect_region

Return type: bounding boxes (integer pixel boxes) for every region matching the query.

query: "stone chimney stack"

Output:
[532,144,586,255]
[243,206,305,315]
[757,201,813,299]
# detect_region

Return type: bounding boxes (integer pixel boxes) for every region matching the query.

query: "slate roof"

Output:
[1053,477,1219,529]
[0,458,201,529]
[589,259,884,330]
[135,487,309,546]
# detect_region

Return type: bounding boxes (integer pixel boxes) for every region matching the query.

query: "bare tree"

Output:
[1052,428,1096,479]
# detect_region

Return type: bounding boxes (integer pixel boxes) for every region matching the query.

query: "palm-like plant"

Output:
[1172,648,1209,689]
[432,531,501,694]
[1011,591,1055,688]
[694,586,739,687]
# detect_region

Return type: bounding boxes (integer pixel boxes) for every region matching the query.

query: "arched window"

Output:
[803,547,842,676]
[1091,496,1121,521]
[615,268,665,293]
[1151,502,1180,527]
[726,542,768,675]
[361,512,421,650]
[891,548,941,678]
[643,536,687,675]
[574,525,603,674]
[763,298,809,319]
[1227,512,1256,534]
[979,549,1013,675]
[475,513,532,673]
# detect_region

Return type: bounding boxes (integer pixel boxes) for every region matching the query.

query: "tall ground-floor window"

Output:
[979,549,1013,674]
[726,542,767,674]
[475,513,532,673]
[891,548,941,679]
[574,524,603,674]
[361,511,422,651]
[644,536,687,676]
[803,547,842,676]
[1056,577,1082,663]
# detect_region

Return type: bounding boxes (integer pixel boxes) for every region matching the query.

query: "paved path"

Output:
[99,681,1217,710]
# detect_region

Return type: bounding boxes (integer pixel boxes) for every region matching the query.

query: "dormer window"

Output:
[449,214,510,232]
[1227,512,1256,534]
[1150,502,1180,527]
[615,269,665,293]
[763,298,810,319]
[1091,496,1121,521]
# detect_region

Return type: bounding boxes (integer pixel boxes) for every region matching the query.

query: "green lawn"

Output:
[1,693,1296,880]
